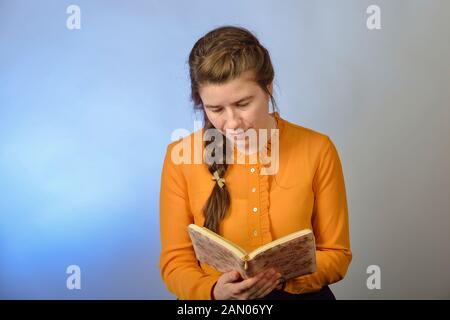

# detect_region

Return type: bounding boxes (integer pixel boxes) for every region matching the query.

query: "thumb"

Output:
[225,270,240,282]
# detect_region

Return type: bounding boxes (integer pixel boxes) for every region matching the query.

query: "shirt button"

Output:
[253,230,258,237]
[251,187,256,193]
[250,168,255,173]
[252,207,258,213]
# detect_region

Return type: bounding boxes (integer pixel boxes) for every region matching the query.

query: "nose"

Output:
[224,109,242,132]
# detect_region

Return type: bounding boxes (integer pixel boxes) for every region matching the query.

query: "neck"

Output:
[258,113,278,149]
[268,113,278,130]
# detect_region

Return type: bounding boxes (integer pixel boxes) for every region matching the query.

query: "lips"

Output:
[231,132,245,139]
[227,129,248,140]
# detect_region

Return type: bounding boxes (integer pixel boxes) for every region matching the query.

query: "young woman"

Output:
[159,26,352,300]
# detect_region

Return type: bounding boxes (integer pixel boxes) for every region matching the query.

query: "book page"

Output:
[245,232,317,280]
[188,225,247,276]
[248,229,313,259]
[189,224,248,258]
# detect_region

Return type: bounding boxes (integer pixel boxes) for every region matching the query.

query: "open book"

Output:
[188,224,316,280]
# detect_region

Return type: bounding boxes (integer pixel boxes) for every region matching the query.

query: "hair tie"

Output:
[211,170,226,188]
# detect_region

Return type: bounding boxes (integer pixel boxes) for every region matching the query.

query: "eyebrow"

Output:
[204,95,254,109]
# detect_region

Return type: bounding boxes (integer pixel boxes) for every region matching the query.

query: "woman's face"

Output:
[198,70,275,148]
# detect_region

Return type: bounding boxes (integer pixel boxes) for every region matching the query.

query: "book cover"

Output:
[188,224,316,280]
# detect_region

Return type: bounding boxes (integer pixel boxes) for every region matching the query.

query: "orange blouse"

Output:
[159,112,352,300]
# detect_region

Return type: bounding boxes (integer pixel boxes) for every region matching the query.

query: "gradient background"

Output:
[1,0,449,299]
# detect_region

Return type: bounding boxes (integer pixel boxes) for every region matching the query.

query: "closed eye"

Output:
[208,102,249,113]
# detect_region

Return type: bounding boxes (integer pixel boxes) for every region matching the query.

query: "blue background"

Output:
[1,0,449,299]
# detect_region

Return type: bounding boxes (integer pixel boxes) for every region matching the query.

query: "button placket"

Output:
[250,164,257,223]
[248,163,260,242]
[255,163,263,243]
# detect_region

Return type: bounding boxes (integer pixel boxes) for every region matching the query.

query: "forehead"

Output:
[199,71,259,104]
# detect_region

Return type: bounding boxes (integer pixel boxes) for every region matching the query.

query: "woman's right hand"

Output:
[212,268,282,300]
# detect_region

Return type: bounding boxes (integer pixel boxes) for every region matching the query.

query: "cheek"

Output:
[206,112,223,128]
[252,103,267,121]
[248,106,266,127]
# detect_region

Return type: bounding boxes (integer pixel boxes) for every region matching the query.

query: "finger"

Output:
[252,275,283,300]
[257,279,281,299]
[223,270,241,284]
[275,277,286,290]
[233,270,272,294]
[248,274,280,299]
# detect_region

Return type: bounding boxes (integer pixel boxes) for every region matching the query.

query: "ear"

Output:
[266,82,273,96]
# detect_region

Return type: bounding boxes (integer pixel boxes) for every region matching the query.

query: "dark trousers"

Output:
[256,286,336,300]
[177,285,335,300]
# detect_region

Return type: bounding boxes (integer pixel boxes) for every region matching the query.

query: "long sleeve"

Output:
[285,137,352,293]
[159,143,220,300]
